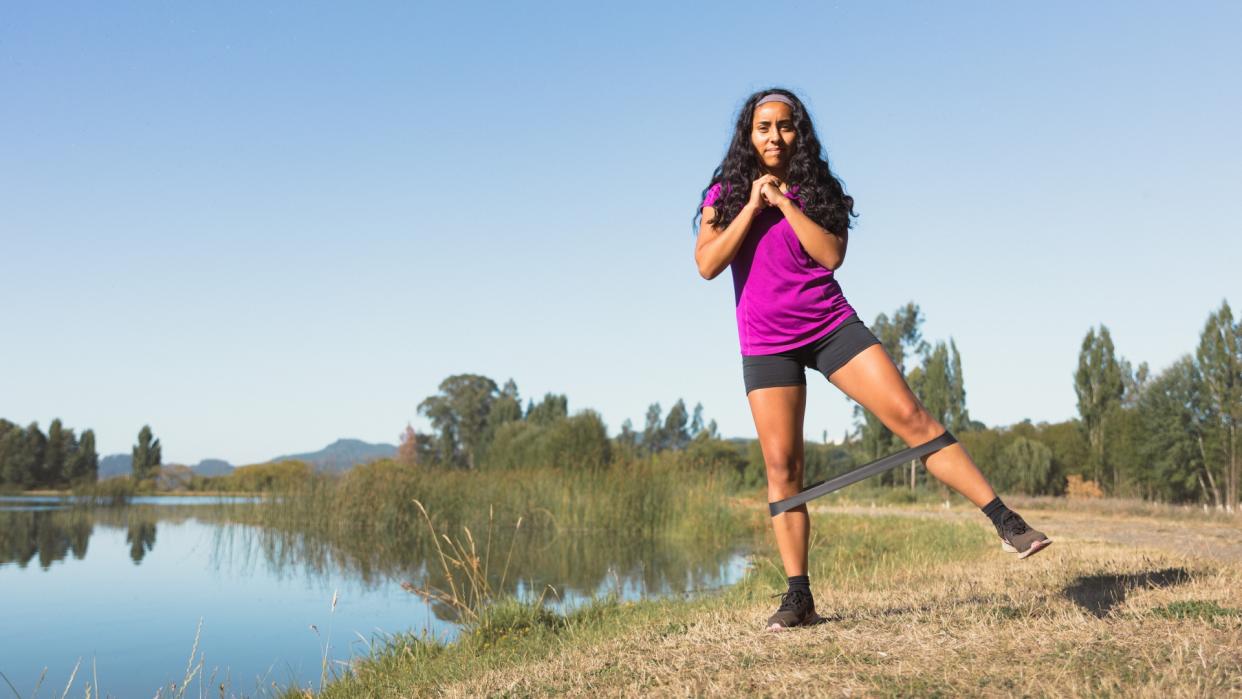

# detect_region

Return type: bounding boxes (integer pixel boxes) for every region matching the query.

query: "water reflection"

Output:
[217,517,749,623]
[0,496,754,697]
[0,508,94,569]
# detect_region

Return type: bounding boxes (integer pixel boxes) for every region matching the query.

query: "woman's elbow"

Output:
[695,252,720,280]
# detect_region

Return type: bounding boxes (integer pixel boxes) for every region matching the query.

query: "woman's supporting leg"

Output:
[826,344,997,507]
[747,384,810,576]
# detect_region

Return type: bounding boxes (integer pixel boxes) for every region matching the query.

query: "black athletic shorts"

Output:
[742,315,882,395]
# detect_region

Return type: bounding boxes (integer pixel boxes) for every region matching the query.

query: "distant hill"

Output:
[97,440,393,480]
[98,455,235,480]
[98,453,132,480]
[266,438,397,473]
[191,458,234,477]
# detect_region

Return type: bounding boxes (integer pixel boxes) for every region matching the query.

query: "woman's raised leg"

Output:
[747,384,810,576]
[825,344,997,506]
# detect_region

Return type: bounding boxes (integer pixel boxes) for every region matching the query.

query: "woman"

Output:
[692,88,1052,632]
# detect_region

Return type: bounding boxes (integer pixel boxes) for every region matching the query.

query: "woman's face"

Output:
[751,101,797,172]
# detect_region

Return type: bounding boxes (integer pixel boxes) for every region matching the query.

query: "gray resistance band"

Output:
[768,430,958,516]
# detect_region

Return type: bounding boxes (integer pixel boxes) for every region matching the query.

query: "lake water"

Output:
[0,495,754,697]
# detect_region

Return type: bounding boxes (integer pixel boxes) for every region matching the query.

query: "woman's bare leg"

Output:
[747,384,810,576]
[827,344,997,507]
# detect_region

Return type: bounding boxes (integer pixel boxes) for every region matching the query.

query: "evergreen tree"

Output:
[642,402,663,454]
[0,425,33,488]
[663,399,691,451]
[45,419,67,487]
[132,425,162,481]
[616,418,639,456]
[947,338,971,432]
[1195,299,1240,511]
[25,423,47,488]
[71,430,99,483]
[0,419,17,486]
[1074,325,1124,489]
[690,402,705,438]
[58,426,80,484]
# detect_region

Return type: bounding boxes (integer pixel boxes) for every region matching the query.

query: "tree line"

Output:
[5,298,1236,513]
[0,419,98,488]
[1070,298,1239,509]
[398,375,720,473]
[0,421,164,490]
[838,298,1238,513]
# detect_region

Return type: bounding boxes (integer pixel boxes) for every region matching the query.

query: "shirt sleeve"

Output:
[700,182,724,209]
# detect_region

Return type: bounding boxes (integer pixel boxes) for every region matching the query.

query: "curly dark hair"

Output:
[693,87,857,237]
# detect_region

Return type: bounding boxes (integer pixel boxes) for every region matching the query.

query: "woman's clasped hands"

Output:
[749,174,787,212]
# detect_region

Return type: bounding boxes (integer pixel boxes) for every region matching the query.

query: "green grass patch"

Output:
[1150,600,1241,621]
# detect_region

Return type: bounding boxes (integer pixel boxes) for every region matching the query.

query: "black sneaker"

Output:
[765,589,823,631]
[996,510,1052,559]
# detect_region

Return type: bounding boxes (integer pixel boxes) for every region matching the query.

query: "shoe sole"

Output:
[1001,538,1052,558]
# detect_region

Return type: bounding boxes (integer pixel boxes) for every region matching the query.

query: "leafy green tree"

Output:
[909,339,970,434]
[524,392,568,426]
[1120,358,1151,408]
[1030,420,1088,495]
[1135,355,1208,503]
[484,410,611,470]
[611,418,640,462]
[857,303,929,467]
[1074,325,1124,490]
[1195,299,1240,511]
[132,425,162,481]
[417,374,500,469]
[486,379,524,435]
[546,410,611,469]
[1001,436,1053,494]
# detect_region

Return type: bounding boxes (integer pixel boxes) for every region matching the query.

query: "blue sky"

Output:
[2,2,1238,465]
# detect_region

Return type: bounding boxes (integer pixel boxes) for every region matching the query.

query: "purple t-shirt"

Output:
[701,181,858,355]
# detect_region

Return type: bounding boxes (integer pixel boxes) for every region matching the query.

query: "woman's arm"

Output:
[774,195,847,270]
[695,203,763,280]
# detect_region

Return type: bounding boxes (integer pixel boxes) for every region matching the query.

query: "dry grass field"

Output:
[302,497,1242,698]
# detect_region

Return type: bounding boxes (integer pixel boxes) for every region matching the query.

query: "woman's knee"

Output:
[891,401,943,442]
[763,452,802,485]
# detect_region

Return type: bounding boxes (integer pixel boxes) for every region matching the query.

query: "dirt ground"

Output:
[814,499,1242,564]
